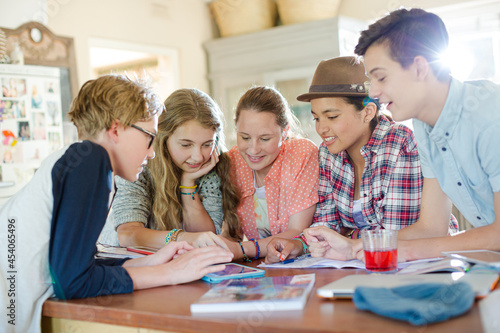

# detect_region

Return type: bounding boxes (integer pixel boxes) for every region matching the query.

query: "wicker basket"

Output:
[277,0,341,25]
[210,0,277,37]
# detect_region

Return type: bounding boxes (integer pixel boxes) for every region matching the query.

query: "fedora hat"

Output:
[297,56,369,102]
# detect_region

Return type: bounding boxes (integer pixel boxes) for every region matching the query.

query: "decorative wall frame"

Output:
[1,21,78,100]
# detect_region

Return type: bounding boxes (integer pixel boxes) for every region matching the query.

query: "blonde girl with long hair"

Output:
[100,88,241,249]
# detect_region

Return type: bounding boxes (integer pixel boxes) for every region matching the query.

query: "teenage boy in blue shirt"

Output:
[0,75,232,333]
[304,8,500,262]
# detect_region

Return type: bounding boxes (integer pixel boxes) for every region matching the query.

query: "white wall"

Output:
[0,0,47,28]
[46,0,214,92]
[337,0,489,21]
[1,0,492,92]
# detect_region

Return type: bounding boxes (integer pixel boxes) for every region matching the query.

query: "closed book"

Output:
[190,274,315,314]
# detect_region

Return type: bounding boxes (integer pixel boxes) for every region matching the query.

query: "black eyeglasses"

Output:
[131,124,156,149]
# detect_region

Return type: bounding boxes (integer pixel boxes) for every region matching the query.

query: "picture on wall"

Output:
[1,77,26,98]
[0,65,64,188]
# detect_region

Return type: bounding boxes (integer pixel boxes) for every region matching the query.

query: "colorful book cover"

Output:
[190,274,315,314]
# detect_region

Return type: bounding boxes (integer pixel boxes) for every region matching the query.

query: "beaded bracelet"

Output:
[180,187,199,200]
[165,228,179,244]
[170,229,184,242]
[249,238,260,260]
[293,235,309,255]
[238,241,251,262]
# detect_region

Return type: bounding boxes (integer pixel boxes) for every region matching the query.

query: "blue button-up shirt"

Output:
[413,78,500,227]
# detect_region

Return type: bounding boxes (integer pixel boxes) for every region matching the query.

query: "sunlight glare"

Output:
[440,43,475,80]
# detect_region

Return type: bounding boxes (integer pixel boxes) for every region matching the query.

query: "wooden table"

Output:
[41,262,485,333]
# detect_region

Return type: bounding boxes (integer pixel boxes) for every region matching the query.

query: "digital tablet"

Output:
[126,246,157,255]
[201,263,265,283]
[442,250,500,268]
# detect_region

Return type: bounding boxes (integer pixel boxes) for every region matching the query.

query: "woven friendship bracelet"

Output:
[170,229,184,242]
[347,229,355,238]
[350,229,361,239]
[165,228,179,244]
[293,235,309,255]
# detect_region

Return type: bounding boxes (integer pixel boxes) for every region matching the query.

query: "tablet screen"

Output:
[202,263,265,283]
[208,264,262,277]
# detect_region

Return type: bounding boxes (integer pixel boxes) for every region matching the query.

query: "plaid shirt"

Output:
[312,116,458,234]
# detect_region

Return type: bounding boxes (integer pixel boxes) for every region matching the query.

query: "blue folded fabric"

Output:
[353,282,474,325]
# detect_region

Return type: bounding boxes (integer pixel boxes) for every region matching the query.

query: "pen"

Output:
[280,257,296,264]
[279,254,311,264]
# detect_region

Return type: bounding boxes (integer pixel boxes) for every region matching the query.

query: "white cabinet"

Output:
[204,16,367,148]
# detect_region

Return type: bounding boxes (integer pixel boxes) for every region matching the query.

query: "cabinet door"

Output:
[215,75,264,149]
[265,67,321,146]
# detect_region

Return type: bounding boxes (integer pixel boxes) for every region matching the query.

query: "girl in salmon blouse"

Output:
[226,86,319,261]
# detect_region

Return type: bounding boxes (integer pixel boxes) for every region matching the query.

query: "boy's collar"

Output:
[415,76,452,127]
[422,78,462,138]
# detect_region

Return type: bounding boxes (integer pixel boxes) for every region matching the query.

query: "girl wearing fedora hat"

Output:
[265,56,457,263]
[225,86,319,261]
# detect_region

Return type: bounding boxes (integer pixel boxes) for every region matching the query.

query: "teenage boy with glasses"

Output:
[0,75,232,333]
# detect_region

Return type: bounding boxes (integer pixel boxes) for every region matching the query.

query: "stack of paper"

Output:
[259,255,449,271]
[258,256,365,269]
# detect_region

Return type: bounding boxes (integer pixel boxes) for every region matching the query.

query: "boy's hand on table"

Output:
[162,246,233,285]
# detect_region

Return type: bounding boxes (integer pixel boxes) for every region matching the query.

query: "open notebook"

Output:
[317,272,499,299]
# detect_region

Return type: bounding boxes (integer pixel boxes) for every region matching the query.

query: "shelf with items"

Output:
[204,16,367,148]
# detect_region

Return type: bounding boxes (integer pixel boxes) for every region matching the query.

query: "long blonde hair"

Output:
[149,88,241,239]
